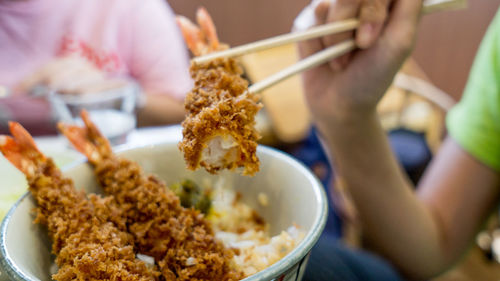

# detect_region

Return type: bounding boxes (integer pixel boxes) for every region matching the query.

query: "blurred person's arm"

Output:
[296,1,500,279]
[126,0,192,127]
[9,56,107,135]
[16,0,192,127]
[17,56,125,95]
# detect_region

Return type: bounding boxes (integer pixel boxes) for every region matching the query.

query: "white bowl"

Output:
[0,141,327,281]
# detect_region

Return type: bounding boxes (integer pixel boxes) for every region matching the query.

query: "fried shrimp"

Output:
[0,122,159,281]
[177,8,262,176]
[59,111,243,281]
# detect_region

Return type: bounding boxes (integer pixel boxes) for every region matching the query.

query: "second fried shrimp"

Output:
[0,122,159,281]
[59,110,243,281]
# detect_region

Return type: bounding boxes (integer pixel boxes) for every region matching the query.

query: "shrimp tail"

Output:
[58,110,112,164]
[196,7,219,51]
[0,122,45,176]
[177,7,220,56]
[176,15,205,56]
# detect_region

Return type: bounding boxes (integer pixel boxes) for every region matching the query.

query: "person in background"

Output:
[0,0,192,135]
[295,0,500,280]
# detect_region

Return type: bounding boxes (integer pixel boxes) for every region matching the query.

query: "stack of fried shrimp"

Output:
[59,111,242,281]
[177,8,262,176]
[0,123,159,281]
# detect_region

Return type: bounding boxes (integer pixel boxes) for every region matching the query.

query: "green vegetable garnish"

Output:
[169,179,211,214]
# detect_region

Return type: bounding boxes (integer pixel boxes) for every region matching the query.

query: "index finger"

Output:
[357,0,391,48]
[322,0,361,47]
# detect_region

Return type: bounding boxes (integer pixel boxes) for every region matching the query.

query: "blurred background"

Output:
[170,1,500,280]
[170,0,499,102]
[1,0,500,280]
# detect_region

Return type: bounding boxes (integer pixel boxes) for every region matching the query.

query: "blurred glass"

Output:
[0,85,9,98]
[48,82,140,145]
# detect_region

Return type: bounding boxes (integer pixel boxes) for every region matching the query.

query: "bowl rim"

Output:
[0,142,328,281]
[0,192,32,281]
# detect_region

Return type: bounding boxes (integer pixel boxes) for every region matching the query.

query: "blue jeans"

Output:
[288,128,429,280]
[303,235,406,281]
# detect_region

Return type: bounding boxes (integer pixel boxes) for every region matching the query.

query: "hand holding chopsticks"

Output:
[191,19,360,65]
[191,0,467,95]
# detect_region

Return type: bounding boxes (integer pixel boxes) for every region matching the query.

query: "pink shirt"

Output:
[0,0,192,134]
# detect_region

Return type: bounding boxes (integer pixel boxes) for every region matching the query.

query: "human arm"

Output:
[14,54,185,128]
[297,0,500,279]
[16,56,124,95]
[321,112,500,278]
[16,0,192,127]
[11,56,122,135]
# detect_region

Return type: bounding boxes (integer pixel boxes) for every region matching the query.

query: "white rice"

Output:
[207,178,304,277]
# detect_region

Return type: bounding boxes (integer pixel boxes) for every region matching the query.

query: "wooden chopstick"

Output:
[246,0,467,94]
[248,40,355,94]
[192,0,466,65]
[192,19,359,64]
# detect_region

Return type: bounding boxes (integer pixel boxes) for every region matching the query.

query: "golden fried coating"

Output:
[60,112,243,281]
[179,58,262,175]
[94,157,243,281]
[177,8,262,176]
[0,124,159,281]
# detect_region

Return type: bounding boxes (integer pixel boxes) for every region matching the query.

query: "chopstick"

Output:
[192,0,467,65]
[246,0,466,94]
[248,40,355,94]
[192,19,360,65]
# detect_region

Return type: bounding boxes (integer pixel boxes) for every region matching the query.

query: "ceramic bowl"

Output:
[0,141,327,281]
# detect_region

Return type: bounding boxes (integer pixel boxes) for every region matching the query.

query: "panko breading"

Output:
[180,58,261,175]
[177,8,262,176]
[0,123,159,281]
[60,111,243,281]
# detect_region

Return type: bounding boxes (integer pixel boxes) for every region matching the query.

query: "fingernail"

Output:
[358,23,375,48]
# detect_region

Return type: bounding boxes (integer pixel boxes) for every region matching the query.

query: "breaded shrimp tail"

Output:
[0,122,159,281]
[177,7,262,176]
[57,110,113,164]
[60,110,244,281]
